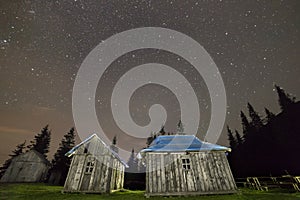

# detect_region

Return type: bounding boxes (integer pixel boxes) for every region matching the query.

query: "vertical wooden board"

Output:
[200,152,211,192]
[160,154,166,193]
[211,152,223,191]
[100,156,108,192]
[169,155,177,193]
[73,155,85,191]
[174,154,182,192]
[215,152,229,191]
[163,154,169,193]
[194,153,205,192]
[152,154,157,193]
[64,156,75,190]
[190,153,201,192]
[95,158,104,192]
[177,153,186,192]
[177,153,185,192]
[218,153,231,190]
[145,153,149,193]
[220,153,237,190]
[157,154,161,193]
[91,159,99,191]
[169,154,174,193]
[186,154,196,192]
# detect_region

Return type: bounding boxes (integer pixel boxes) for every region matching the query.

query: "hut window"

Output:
[85,160,95,174]
[182,158,191,170]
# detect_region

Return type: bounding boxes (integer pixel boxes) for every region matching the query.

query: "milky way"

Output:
[0,0,299,162]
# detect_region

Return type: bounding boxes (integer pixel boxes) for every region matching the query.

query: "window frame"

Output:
[84,158,95,174]
[181,157,191,170]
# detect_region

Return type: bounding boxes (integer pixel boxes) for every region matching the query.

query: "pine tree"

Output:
[275,85,296,111]
[159,125,166,135]
[176,120,184,135]
[240,111,251,140]
[227,126,237,149]
[112,136,117,145]
[0,141,26,178]
[264,108,276,123]
[235,130,243,145]
[247,102,264,130]
[146,132,155,147]
[49,127,75,185]
[28,125,51,158]
[110,135,118,153]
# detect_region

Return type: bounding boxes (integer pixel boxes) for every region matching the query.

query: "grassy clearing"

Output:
[0,183,299,200]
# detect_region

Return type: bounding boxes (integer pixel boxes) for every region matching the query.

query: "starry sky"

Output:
[1,0,299,164]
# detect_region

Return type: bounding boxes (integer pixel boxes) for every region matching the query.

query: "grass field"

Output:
[0,184,299,200]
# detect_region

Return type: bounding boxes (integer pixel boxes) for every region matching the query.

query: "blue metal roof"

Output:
[140,135,230,153]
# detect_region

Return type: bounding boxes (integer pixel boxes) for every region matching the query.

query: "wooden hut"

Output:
[63,134,127,193]
[139,135,237,197]
[0,150,49,183]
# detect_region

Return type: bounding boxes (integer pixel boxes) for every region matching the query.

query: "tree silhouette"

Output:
[264,107,275,123]
[28,125,51,158]
[49,127,75,185]
[0,141,26,178]
[247,102,263,130]
[110,135,118,153]
[240,111,251,140]
[159,125,166,135]
[176,120,184,135]
[275,85,296,111]
[235,130,243,145]
[227,126,237,149]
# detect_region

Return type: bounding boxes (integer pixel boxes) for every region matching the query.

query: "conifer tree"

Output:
[264,107,276,123]
[159,125,166,135]
[176,120,184,135]
[28,125,51,158]
[227,126,237,149]
[110,135,118,153]
[235,130,243,145]
[247,102,264,129]
[275,85,296,111]
[49,127,75,185]
[240,111,251,140]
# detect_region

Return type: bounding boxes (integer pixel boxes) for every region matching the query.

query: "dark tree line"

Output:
[227,85,299,177]
[0,125,75,185]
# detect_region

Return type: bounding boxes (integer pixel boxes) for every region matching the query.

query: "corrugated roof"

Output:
[140,135,230,153]
[65,133,128,167]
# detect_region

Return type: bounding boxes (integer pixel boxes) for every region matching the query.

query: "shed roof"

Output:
[13,149,50,165]
[65,134,128,167]
[140,135,230,153]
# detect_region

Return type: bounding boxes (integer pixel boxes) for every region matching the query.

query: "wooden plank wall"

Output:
[146,151,237,196]
[63,137,125,193]
[0,151,48,183]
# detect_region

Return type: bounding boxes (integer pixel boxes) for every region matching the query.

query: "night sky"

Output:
[1,0,299,163]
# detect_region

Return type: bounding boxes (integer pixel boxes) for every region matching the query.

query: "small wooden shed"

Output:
[0,150,49,183]
[63,134,127,193]
[139,135,237,197]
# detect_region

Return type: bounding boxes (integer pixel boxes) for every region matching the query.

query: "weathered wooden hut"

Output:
[63,134,127,193]
[0,150,50,183]
[139,135,237,197]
